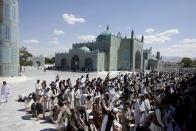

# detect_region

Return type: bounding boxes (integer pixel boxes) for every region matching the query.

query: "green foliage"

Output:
[193,59,196,65]
[181,57,193,67]
[20,47,33,66]
[45,57,55,64]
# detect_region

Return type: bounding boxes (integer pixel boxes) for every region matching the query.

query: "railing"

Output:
[159,67,196,73]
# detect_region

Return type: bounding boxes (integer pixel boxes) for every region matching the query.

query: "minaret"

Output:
[141,35,144,43]
[107,25,109,30]
[0,0,19,77]
[131,30,134,39]
[156,51,161,60]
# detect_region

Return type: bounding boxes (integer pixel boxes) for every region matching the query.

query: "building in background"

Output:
[0,0,19,76]
[55,26,145,71]
[143,49,163,70]
[29,55,45,69]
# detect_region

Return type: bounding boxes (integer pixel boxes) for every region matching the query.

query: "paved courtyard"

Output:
[0,67,121,131]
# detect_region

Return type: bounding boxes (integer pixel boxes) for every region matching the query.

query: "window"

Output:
[12,48,18,63]
[1,47,11,63]
[4,2,10,18]
[12,0,16,5]
[0,48,2,63]
[12,6,17,20]
[0,1,3,17]
[5,24,10,40]
[0,22,3,40]
[12,26,17,42]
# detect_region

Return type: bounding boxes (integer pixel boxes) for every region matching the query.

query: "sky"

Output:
[19,0,196,58]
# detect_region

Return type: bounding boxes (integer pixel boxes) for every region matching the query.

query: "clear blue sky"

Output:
[19,0,196,57]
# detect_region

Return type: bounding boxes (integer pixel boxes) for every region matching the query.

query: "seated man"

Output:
[31,93,44,119]
[54,100,71,130]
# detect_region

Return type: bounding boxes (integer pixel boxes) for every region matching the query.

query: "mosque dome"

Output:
[80,46,91,52]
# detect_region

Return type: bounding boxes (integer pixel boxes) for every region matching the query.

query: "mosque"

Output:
[55,26,161,71]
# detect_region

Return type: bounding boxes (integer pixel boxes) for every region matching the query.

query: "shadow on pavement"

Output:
[21,114,32,120]
[40,116,54,124]
[17,108,26,112]
[40,128,56,131]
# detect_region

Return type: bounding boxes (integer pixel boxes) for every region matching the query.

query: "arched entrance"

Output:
[71,55,80,71]
[135,51,141,70]
[61,58,67,70]
[85,57,93,71]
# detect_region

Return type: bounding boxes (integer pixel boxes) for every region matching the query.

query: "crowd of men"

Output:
[19,70,196,131]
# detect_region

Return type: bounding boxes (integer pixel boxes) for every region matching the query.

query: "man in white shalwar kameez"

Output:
[139,95,147,127]
[144,94,151,113]
[134,94,147,128]
[35,80,42,96]
[0,81,10,104]
[67,87,75,109]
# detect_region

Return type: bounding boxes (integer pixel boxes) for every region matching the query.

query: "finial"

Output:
[141,35,144,43]
[107,25,109,30]
[117,32,121,37]
[131,30,134,39]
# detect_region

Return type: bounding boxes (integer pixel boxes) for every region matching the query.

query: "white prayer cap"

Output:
[109,89,115,95]
[89,115,94,120]
[130,124,135,127]
[112,108,118,113]
[148,111,154,115]
[94,95,101,99]
[87,109,92,114]
[138,94,144,97]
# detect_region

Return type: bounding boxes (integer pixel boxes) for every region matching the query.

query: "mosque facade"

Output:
[55,26,159,71]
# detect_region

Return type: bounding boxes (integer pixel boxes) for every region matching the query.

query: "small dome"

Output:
[80,46,91,52]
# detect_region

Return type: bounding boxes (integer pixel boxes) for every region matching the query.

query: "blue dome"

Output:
[80,46,91,52]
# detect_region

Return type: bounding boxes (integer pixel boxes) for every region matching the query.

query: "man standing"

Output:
[35,80,41,95]
[101,108,122,131]
[93,95,103,130]
[0,81,10,104]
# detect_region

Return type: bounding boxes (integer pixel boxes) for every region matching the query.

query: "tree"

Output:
[45,57,55,64]
[181,57,193,67]
[20,47,33,66]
